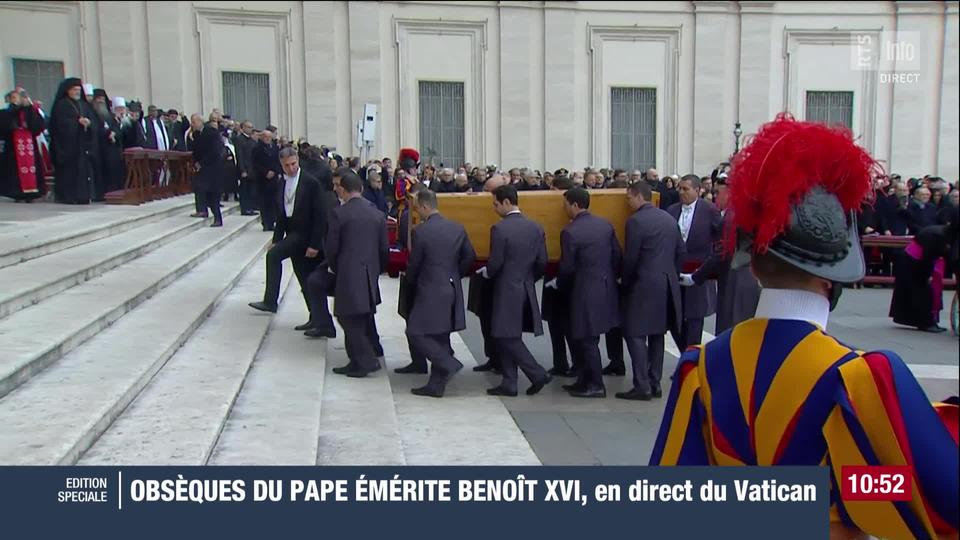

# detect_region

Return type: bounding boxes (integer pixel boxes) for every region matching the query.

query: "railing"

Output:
[861,235,956,287]
[105,149,194,205]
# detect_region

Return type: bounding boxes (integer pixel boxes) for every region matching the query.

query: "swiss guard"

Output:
[650,114,958,540]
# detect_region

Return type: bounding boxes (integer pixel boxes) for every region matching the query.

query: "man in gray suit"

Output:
[682,175,760,334]
[405,188,477,397]
[667,174,722,350]
[557,188,622,398]
[481,185,552,397]
[326,170,389,378]
[616,182,685,401]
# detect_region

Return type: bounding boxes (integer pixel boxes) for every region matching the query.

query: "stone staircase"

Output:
[0,196,539,466]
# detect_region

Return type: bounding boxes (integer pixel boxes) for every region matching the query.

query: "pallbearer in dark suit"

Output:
[404,188,477,397]
[248,147,326,324]
[616,182,684,401]
[558,188,621,398]
[681,176,760,334]
[667,174,722,350]
[481,185,552,397]
[300,159,340,339]
[326,171,389,377]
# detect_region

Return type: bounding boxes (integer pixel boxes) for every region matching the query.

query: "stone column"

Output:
[303,1,339,144]
[938,2,958,179]
[347,1,381,160]
[544,4,576,172]
[737,1,775,139]
[693,1,740,172]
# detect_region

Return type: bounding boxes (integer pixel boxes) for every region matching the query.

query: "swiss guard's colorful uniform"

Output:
[650,114,959,540]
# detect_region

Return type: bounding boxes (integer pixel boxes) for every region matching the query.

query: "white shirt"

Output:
[506,209,521,216]
[753,288,830,330]
[678,198,697,242]
[283,168,300,218]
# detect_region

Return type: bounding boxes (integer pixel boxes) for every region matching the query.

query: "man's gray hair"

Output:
[279,146,298,159]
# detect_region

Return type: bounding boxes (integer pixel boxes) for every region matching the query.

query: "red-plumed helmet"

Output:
[726,113,881,286]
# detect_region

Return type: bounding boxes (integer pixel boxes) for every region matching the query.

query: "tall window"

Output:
[12,58,64,107]
[805,91,854,129]
[611,87,657,171]
[222,72,270,129]
[418,81,464,168]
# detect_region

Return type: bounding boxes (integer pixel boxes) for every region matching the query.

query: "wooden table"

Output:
[106,149,195,205]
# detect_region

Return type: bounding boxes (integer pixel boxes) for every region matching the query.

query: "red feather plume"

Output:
[726,113,880,255]
[398,147,420,164]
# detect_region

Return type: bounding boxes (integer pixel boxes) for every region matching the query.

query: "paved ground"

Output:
[458,281,959,465]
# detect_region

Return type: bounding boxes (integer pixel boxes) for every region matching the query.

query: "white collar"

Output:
[284,168,300,184]
[754,288,830,330]
[506,209,521,216]
[682,199,698,212]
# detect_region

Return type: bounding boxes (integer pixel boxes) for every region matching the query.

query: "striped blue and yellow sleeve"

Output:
[650,346,712,465]
[824,350,959,540]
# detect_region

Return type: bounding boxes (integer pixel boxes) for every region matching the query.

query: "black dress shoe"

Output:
[248,301,277,313]
[548,366,571,376]
[486,386,518,397]
[346,368,372,378]
[395,363,428,374]
[569,385,606,398]
[562,381,587,392]
[332,364,356,375]
[411,385,444,398]
[190,212,209,218]
[601,364,626,376]
[651,383,662,398]
[210,221,223,228]
[240,210,259,216]
[473,361,497,372]
[615,388,652,401]
[304,327,337,339]
[294,322,314,331]
[526,375,552,396]
[920,325,947,333]
[262,226,275,232]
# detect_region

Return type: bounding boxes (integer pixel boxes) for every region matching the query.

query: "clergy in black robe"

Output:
[0,91,46,201]
[92,89,125,195]
[49,78,98,205]
[121,101,147,149]
[889,221,958,332]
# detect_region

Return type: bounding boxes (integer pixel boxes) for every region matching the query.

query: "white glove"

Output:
[475,266,488,278]
[679,273,694,287]
[545,278,558,289]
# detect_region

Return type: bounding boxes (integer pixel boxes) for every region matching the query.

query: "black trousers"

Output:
[604,327,624,371]
[368,314,384,358]
[339,314,379,371]
[240,177,259,213]
[408,333,461,391]
[407,332,452,371]
[625,334,665,393]
[479,312,501,369]
[194,190,222,222]
[496,337,548,392]
[675,318,705,352]
[263,236,318,309]
[547,320,579,373]
[260,179,278,230]
[304,265,336,332]
[573,336,603,388]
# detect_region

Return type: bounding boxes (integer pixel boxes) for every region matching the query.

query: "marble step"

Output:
[0,214,261,400]
[209,278,327,466]
[0,205,240,319]
[0,195,196,269]
[0,227,270,465]
[79,259,293,465]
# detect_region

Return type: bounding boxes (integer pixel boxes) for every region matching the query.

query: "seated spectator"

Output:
[432,167,458,193]
[454,172,471,192]
[518,168,546,191]
[629,169,643,184]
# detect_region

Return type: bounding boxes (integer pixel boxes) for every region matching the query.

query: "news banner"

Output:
[0,465,915,538]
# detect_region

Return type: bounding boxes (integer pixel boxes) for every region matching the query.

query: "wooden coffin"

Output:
[414,189,659,261]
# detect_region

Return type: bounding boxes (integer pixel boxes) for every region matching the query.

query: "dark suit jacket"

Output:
[558,211,621,339]
[273,169,327,252]
[622,204,684,337]
[190,125,224,192]
[326,196,389,317]
[233,132,257,178]
[121,118,146,149]
[252,141,281,182]
[487,212,547,338]
[668,199,721,318]
[406,213,476,335]
[142,117,170,150]
[692,212,760,334]
[904,201,938,235]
